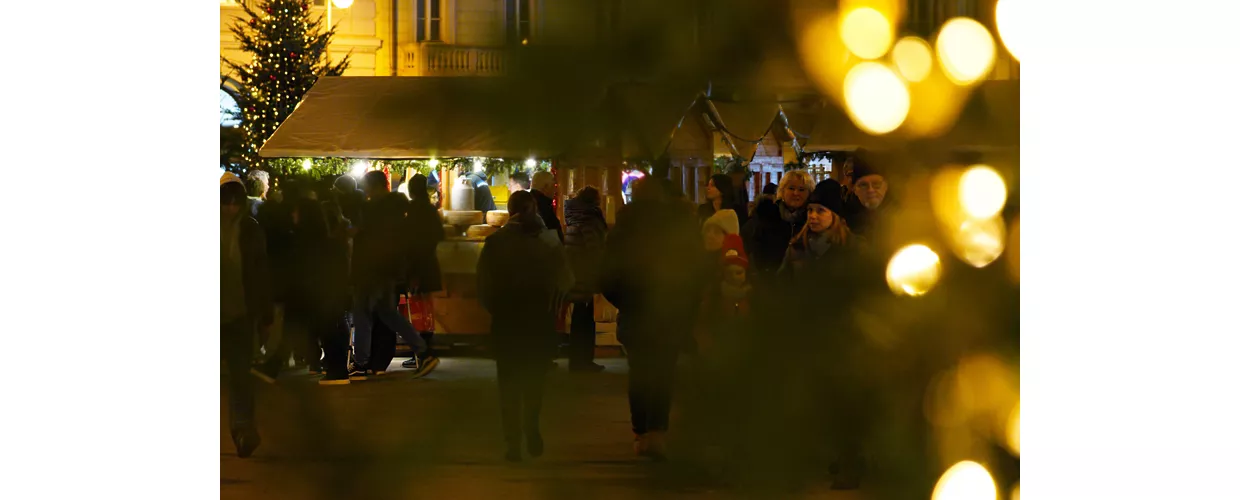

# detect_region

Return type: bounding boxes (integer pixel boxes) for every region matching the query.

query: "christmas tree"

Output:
[223,0,350,174]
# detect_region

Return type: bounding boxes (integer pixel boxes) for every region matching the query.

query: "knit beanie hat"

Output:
[849,151,883,184]
[702,208,740,237]
[720,234,749,270]
[808,179,844,215]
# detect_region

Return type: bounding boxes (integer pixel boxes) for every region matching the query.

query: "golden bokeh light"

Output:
[892,36,933,82]
[960,165,1007,219]
[936,17,997,85]
[332,0,354,8]
[1011,483,1020,500]
[995,0,1022,62]
[953,217,1006,268]
[844,62,910,134]
[886,244,942,296]
[839,7,894,60]
[1006,402,1020,457]
[932,461,998,500]
[1007,214,1020,284]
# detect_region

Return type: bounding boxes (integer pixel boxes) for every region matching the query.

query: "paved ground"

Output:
[221,357,869,499]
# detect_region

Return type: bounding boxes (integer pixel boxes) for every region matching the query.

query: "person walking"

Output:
[477,190,574,462]
[220,172,272,457]
[400,173,446,368]
[244,170,269,218]
[563,186,608,372]
[601,177,704,460]
[284,198,353,385]
[350,171,440,379]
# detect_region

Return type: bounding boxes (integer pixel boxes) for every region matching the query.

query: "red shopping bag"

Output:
[399,294,435,332]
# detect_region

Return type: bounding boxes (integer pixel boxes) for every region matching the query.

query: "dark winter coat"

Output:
[531,189,564,243]
[740,198,807,286]
[287,227,350,319]
[477,216,574,355]
[466,173,499,214]
[405,198,445,294]
[600,198,704,348]
[352,192,411,287]
[231,215,273,327]
[563,197,608,300]
[254,198,294,302]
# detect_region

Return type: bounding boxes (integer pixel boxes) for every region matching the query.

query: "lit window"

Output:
[506,0,531,45]
[416,0,442,42]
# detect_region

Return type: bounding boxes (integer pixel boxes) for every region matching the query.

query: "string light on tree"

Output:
[222,0,350,175]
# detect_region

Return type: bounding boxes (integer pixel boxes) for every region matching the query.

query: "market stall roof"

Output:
[612,82,706,159]
[259,77,609,159]
[803,100,898,152]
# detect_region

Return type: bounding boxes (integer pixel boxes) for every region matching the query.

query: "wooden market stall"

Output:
[260,76,619,345]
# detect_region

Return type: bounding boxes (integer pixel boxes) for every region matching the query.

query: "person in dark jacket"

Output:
[350,171,440,379]
[842,154,891,239]
[530,171,564,242]
[282,197,353,385]
[779,179,887,490]
[399,174,446,369]
[563,186,609,372]
[333,175,366,227]
[466,171,499,215]
[697,174,748,229]
[740,170,813,289]
[220,173,272,458]
[477,190,574,462]
[600,176,704,460]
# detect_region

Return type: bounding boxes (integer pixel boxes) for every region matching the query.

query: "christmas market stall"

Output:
[259,76,612,346]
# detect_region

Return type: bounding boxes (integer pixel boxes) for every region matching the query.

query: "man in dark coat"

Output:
[466,171,499,215]
[350,171,440,379]
[600,176,704,460]
[477,190,574,462]
[530,171,564,242]
[563,186,608,372]
[841,154,891,239]
[333,175,366,226]
[220,173,272,458]
[399,174,446,368]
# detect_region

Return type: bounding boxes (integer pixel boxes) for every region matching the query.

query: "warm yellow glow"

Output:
[1011,483,1020,500]
[960,165,1007,219]
[886,244,942,296]
[995,0,1022,62]
[429,159,441,168]
[1007,215,1020,284]
[953,217,1006,268]
[892,36,933,82]
[331,0,354,8]
[932,461,997,500]
[350,160,369,177]
[844,62,910,134]
[936,18,997,85]
[473,158,484,172]
[1006,403,1020,457]
[301,158,313,170]
[839,7,893,60]
[525,158,537,168]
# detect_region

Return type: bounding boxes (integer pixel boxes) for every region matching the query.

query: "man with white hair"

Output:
[530,171,563,243]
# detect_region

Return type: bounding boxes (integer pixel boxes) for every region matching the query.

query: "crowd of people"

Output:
[219,151,898,490]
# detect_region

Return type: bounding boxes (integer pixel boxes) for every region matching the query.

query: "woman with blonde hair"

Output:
[739,169,813,287]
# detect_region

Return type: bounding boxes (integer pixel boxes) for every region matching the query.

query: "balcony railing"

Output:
[399,43,509,77]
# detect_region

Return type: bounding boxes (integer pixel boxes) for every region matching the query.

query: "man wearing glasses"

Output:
[843,153,889,237]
